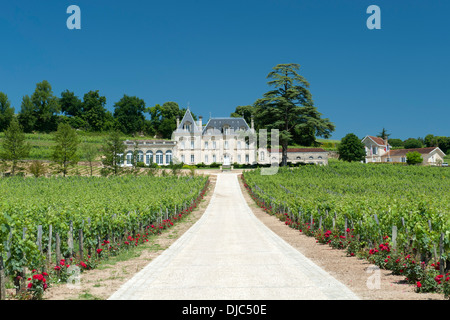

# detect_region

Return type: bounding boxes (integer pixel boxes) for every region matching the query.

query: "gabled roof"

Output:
[381,147,445,157]
[177,108,200,132]
[362,135,389,146]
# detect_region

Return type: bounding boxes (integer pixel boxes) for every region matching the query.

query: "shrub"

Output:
[29,160,47,177]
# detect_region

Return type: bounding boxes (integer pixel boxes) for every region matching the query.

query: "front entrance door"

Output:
[223,155,231,166]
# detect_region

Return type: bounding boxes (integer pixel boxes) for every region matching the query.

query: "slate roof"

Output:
[202,117,250,134]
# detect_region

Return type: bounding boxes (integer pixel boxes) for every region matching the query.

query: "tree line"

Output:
[377,127,450,154]
[0,81,194,139]
[0,118,135,177]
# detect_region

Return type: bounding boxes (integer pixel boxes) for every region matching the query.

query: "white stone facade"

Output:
[122,108,257,166]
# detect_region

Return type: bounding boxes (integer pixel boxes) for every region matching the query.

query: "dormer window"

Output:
[183,121,192,132]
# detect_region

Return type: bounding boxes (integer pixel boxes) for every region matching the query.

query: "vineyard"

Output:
[0,174,209,299]
[242,162,450,298]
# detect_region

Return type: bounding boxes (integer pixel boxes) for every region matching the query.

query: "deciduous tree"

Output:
[338,133,366,162]
[0,92,14,132]
[0,118,31,175]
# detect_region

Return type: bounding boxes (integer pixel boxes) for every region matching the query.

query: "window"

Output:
[372,146,378,155]
[213,154,216,162]
[213,141,217,149]
[260,151,264,161]
[190,154,195,163]
[238,155,241,163]
[204,141,208,149]
[181,155,185,163]
[137,150,144,163]
[205,155,209,163]
[245,154,249,163]
[146,151,153,165]
[401,156,406,163]
[309,156,314,160]
[318,156,323,160]
[126,151,133,165]
[117,153,124,165]
[166,150,172,164]
[155,150,163,165]
[183,122,192,132]
[190,140,194,149]
[224,141,229,149]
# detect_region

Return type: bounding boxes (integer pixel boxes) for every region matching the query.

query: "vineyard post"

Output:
[373,214,382,244]
[47,225,52,269]
[17,227,27,294]
[87,218,92,256]
[439,233,445,275]
[392,225,397,251]
[55,233,61,278]
[344,217,348,238]
[37,225,46,273]
[0,256,5,300]
[401,217,408,252]
[37,225,43,254]
[6,230,12,261]
[78,229,84,261]
[428,220,438,262]
[20,228,27,290]
[319,216,322,231]
[68,221,74,259]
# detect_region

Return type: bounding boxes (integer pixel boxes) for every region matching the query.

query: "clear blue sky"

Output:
[1,0,449,140]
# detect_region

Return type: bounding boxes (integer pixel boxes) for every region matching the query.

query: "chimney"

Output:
[176,116,180,128]
[198,116,203,129]
[251,115,254,130]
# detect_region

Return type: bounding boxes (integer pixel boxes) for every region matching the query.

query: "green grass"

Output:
[0,131,157,161]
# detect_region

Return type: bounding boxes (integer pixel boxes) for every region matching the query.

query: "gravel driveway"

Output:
[108,173,359,300]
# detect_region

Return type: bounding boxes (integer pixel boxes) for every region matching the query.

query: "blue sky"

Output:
[0,0,449,140]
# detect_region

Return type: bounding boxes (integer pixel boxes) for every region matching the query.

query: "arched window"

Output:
[318,156,323,160]
[156,150,163,165]
[166,150,173,164]
[137,150,144,163]
[146,151,153,165]
[126,151,133,165]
